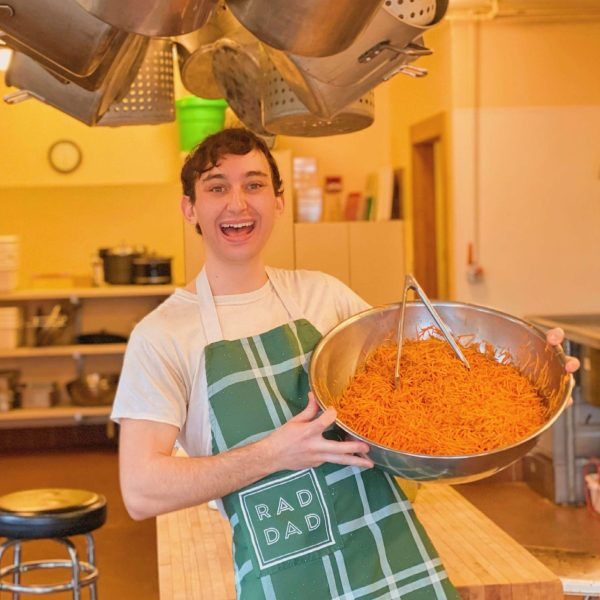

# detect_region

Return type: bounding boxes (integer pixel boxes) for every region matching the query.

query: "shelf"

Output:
[0,284,178,302]
[0,343,127,359]
[0,405,112,429]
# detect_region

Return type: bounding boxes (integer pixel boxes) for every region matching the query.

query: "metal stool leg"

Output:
[59,538,81,600]
[85,533,97,600]
[12,542,21,600]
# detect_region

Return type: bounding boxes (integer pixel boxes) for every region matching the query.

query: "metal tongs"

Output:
[394,274,471,388]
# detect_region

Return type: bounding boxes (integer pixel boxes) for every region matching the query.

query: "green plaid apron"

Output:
[197,268,458,600]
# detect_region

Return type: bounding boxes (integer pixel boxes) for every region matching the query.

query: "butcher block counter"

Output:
[156,484,563,600]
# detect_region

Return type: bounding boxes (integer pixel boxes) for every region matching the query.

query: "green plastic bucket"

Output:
[175,97,228,152]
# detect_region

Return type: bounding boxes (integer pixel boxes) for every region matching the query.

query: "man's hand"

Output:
[262,392,374,472]
[545,327,580,373]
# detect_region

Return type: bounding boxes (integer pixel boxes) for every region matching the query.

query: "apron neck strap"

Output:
[196,268,222,345]
[195,267,305,345]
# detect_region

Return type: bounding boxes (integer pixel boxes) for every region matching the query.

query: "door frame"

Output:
[409,112,454,299]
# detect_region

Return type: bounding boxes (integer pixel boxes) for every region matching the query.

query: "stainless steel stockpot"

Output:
[76,0,217,37]
[224,0,383,58]
[0,0,141,91]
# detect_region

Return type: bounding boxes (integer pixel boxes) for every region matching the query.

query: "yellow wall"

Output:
[0,72,395,289]
[0,183,184,287]
[0,78,185,286]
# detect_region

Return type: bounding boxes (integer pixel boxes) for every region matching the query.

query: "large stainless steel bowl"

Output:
[309,301,573,484]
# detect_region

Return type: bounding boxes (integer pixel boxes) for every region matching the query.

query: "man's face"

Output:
[184,150,283,266]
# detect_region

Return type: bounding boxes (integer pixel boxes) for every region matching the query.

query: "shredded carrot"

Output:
[333,328,548,456]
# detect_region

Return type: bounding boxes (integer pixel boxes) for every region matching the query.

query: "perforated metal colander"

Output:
[263,66,374,137]
[383,0,437,26]
[98,39,175,126]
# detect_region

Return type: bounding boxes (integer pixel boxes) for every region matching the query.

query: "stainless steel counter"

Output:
[527,314,600,350]
[526,312,600,506]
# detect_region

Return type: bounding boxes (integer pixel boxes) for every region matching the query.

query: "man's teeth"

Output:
[221,222,253,229]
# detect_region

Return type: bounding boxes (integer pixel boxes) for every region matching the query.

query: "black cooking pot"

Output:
[132,256,172,285]
[101,246,142,284]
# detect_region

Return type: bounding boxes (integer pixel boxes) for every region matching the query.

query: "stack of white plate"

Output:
[0,306,22,350]
[0,235,19,293]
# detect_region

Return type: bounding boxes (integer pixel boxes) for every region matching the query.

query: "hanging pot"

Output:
[0,0,143,91]
[263,63,374,137]
[266,0,447,118]
[174,23,224,99]
[76,0,217,37]
[211,38,273,136]
[174,1,250,102]
[4,36,148,126]
[224,0,382,58]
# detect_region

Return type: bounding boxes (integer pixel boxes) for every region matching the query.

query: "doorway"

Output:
[410,114,451,300]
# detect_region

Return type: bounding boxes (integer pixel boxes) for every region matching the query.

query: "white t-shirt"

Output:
[111,268,369,457]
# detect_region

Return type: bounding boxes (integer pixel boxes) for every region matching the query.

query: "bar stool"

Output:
[0,488,107,599]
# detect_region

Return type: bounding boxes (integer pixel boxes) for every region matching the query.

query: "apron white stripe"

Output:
[338,558,445,599]
[333,550,353,599]
[337,502,411,535]
[353,470,400,596]
[207,352,311,397]
[325,465,360,485]
[252,335,294,421]
[322,554,340,599]
[237,560,253,584]
[241,337,283,428]
[396,569,448,598]
[385,472,449,600]
[229,429,270,450]
[209,409,229,453]
[260,574,277,600]
[288,320,310,374]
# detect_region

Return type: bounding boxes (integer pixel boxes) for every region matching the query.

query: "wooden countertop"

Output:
[156,484,563,600]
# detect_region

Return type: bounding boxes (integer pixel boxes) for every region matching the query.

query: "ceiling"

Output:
[448,0,600,17]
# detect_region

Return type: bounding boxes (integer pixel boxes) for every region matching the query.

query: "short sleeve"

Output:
[111,328,187,429]
[323,273,371,322]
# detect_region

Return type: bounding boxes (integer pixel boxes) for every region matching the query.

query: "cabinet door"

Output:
[183,149,294,283]
[294,223,350,286]
[348,221,404,306]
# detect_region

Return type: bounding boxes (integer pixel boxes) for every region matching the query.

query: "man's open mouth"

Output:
[220,221,256,238]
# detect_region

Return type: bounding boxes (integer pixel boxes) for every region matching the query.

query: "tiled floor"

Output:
[2,448,600,599]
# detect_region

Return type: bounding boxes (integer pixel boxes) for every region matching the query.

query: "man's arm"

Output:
[119,393,372,520]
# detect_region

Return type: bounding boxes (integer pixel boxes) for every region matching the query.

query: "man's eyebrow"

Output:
[200,172,226,182]
[245,170,269,178]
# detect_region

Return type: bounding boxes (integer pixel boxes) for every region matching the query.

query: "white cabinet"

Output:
[295,220,405,306]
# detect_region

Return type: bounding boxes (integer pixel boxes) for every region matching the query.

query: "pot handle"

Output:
[3,89,45,104]
[359,40,433,64]
[0,4,15,17]
[384,64,429,80]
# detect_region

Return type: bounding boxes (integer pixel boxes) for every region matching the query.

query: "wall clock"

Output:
[48,140,83,174]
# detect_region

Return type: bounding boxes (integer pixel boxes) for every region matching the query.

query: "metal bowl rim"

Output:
[309,300,573,461]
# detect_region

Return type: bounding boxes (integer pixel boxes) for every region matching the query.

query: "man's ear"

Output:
[275,193,284,216]
[181,195,196,225]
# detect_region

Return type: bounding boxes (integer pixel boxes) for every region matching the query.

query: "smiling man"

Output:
[112,128,577,600]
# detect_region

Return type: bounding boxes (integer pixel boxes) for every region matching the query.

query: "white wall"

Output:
[452,105,600,316]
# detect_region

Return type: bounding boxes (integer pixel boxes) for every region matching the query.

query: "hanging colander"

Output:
[98,39,175,127]
[263,64,374,137]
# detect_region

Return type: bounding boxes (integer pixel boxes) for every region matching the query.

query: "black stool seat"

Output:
[0,488,107,539]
